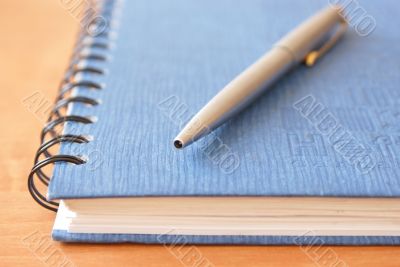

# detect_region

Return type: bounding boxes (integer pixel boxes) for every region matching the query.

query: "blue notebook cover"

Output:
[49,0,400,244]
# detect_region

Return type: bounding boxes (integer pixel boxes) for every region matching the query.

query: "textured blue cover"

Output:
[49,0,400,243]
[52,230,400,245]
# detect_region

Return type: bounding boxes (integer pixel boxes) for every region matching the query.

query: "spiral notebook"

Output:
[28,0,400,244]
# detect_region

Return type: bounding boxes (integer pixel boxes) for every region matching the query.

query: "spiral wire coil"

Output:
[28,0,120,212]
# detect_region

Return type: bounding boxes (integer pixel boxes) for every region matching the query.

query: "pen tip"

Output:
[174,140,183,149]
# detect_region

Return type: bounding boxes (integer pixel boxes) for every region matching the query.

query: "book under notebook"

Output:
[54,198,400,236]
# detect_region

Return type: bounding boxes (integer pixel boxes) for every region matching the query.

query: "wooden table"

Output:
[1,1,399,266]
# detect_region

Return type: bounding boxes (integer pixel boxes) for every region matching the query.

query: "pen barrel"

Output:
[175,5,345,148]
[175,48,293,146]
[275,5,344,62]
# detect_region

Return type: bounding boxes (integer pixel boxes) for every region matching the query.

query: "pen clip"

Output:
[304,18,347,67]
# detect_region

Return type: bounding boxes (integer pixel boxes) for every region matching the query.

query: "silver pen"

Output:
[174,5,347,149]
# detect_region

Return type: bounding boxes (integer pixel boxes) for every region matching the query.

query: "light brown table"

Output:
[1,1,399,266]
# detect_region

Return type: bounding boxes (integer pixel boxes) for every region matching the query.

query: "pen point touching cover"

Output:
[173,140,183,149]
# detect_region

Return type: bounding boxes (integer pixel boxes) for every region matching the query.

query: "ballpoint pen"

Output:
[174,5,347,149]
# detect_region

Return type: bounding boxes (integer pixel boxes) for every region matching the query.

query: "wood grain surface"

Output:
[0,1,399,266]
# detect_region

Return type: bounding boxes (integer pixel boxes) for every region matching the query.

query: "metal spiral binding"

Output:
[28,0,121,212]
